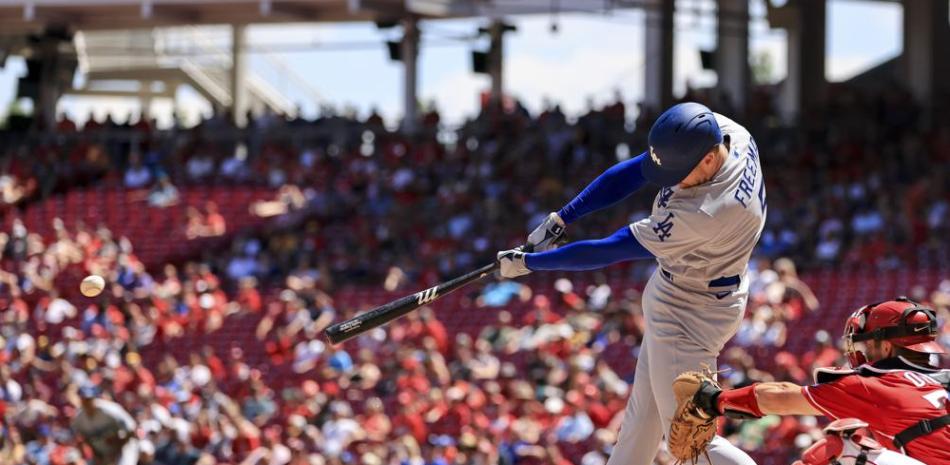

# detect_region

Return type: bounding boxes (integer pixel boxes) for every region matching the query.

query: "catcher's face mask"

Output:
[844,318,867,368]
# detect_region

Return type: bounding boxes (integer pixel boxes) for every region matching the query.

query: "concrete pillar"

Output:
[779,0,825,121]
[799,0,825,112]
[778,13,800,120]
[37,37,61,130]
[231,24,248,127]
[716,0,749,113]
[401,17,420,132]
[937,2,950,104]
[644,0,674,112]
[488,19,505,104]
[139,81,153,122]
[903,0,950,105]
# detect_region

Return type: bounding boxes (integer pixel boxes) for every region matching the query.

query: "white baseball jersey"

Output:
[71,399,136,458]
[630,113,766,288]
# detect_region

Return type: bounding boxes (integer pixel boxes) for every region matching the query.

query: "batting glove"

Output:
[527,212,566,252]
[497,249,531,278]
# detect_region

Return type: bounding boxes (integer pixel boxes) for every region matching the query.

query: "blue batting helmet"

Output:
[642,102,722,187]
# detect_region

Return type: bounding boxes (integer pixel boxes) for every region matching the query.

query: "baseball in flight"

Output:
[80,275,106,297]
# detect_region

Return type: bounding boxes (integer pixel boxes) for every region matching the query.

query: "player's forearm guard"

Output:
[716,384,764,419]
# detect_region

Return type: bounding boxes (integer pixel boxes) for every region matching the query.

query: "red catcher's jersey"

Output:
[802,358,950,465]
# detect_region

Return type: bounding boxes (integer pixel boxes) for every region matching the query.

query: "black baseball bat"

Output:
[324,261,499,344]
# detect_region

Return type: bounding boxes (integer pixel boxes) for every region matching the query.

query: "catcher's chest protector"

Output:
[799,435,925,465]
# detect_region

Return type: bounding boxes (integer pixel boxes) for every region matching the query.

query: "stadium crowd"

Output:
[1,215,949,465]
[0,84,948,465]
[1,83,949,279]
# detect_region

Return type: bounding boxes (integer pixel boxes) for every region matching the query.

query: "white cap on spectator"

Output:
[329,401,351,416]
[573,352,595,372]
[190,365,211,387]
[554,278,574,294]
[288,414,307,430]
[588,284,612,310]
[16,333,35,352]
[50,342,65,358]
[199,293,215,309]
[582,453,607,465]
[446,386,465,402]
[544,396,565,414]
[105,351,121,369]
[271,444,292,465]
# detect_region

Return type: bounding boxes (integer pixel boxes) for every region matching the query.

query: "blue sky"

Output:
[0,0,904,127]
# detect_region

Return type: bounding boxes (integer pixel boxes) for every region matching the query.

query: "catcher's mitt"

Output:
[668,368,722,464]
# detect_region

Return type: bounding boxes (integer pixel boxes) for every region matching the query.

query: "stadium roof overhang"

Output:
[0,0,633,34]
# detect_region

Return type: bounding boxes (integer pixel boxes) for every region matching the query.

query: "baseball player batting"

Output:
[497,102,765,465]
[671,297,949,465]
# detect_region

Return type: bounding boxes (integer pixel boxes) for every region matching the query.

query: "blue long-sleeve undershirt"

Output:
[524,226,654,271]
[557,152,648,224]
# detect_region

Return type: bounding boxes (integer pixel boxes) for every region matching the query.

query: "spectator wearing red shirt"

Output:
[204,201,227,236]
[360,397,392,442]
[393,394,429,444]
[522,295,561,326]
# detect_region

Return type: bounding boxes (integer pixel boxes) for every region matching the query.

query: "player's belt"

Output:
[661,269,740,291]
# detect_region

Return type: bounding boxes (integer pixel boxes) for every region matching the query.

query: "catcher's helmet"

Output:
[643,102,723,187]
[844,297,945,367]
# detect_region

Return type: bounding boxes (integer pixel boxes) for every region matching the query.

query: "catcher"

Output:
[669,298,949,465]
